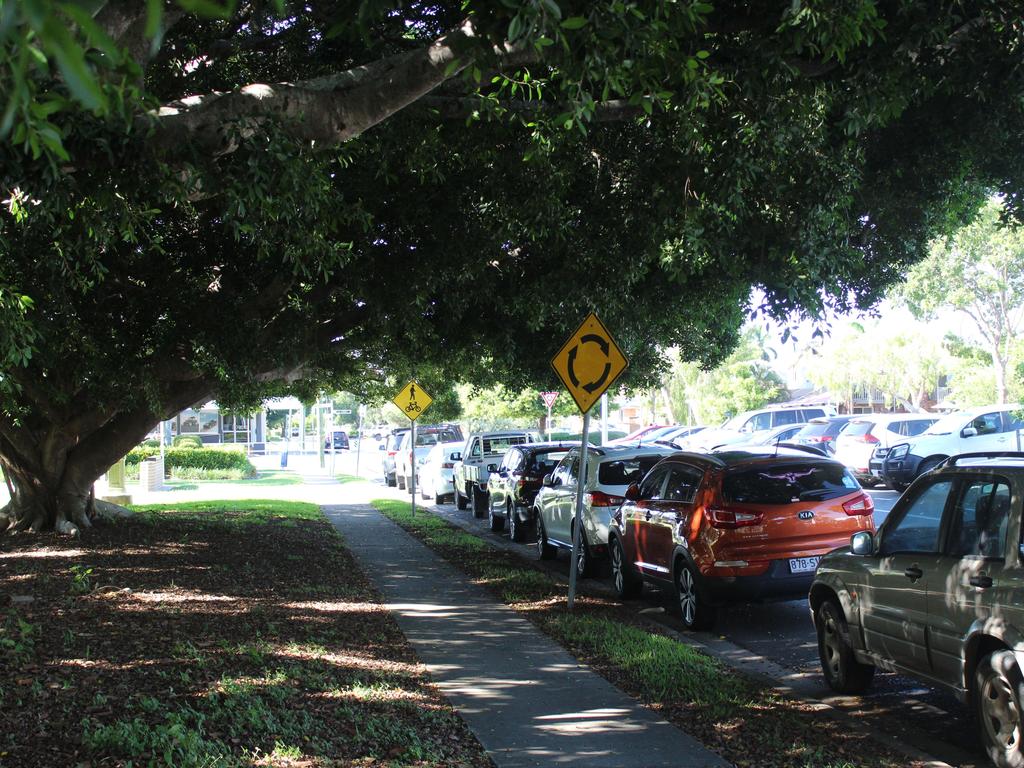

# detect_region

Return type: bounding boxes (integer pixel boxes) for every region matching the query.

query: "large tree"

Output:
[898,198,1024,404]
[2,1,1024,533]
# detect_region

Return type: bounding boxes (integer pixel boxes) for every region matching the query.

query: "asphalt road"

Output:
[348,448,984,766]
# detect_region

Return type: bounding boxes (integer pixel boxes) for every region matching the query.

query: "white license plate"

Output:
[789,556,820,574]
[870,469,883,478]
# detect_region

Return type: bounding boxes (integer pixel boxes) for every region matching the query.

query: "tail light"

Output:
[708,507,764,528]
[442,462,454,469]
[387,450,397,457]
[842,492,875,516]
[855,433,880,444]
[584,491,625,507]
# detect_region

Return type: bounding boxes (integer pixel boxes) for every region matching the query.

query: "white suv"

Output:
[882,404,1024,491]
[533,444,675,577]
[681,405,837,452]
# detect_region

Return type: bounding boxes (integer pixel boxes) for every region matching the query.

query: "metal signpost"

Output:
[355,405,366,477]
[550,312,628,609]
[392,381,433,515]
[540,391,559,438]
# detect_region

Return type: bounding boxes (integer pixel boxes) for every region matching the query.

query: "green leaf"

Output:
[560,16,588,30]
[696,50,710,59]
[60,3,118,56]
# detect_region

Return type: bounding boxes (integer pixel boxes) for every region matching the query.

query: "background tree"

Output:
[3,2,1024,532]
[664,327,787,425]
[898,199,1024,404]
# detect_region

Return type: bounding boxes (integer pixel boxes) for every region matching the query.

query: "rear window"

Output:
[482,435,529,454]
[797,421,831,437]
[525,450,569,475]
[801,408,826,420]
[415,428,460,446]
[388,433,408,450]
[844,421,874,437]
[598,455,665,486]
[722,462,860,504]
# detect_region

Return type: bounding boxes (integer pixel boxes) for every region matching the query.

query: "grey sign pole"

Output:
[567,410,591,610]
[410,419,417,516]
[355,406,364,477]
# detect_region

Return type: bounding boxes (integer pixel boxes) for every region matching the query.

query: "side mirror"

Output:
[962,426,978,438]
[450,452,461,462]
[850,531,874,556]
[542,473,556,487]
[487,463,498,473]
[624,483,641,502]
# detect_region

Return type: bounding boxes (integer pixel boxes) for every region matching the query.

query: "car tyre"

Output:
[816,598,875,693]
[386,472,396,488]
[974,650,1024,768]
[456,485,469,510]
[572,525,595,578]
[535,515,556,560]
[610,536,642,599]
[674,560,717,631]
[471,487,488,519]
[917,456,945,478]
[508,504,525,542]
[887,480,907,493]
[434,488,446,506]
[488,501,504,532]
[397,474,406,490]
[420,478,430,500]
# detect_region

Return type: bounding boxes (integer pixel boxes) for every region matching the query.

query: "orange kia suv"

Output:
[608,447,875,629]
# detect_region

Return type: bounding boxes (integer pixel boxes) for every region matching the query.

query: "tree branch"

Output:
[149,20,483,157]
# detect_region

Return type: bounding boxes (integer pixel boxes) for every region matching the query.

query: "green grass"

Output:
[237,470,303,486]
[129,500,321,526]
[334,473,365,484]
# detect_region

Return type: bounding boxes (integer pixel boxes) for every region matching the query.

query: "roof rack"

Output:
[940,452,1024,468]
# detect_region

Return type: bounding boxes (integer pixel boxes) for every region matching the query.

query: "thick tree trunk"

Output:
[0,381,212,535]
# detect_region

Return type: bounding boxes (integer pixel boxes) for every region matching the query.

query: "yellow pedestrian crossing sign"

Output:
[551,313,628,414]
[393,381,432,421]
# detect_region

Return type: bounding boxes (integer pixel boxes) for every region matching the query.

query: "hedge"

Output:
[126,447,256,476]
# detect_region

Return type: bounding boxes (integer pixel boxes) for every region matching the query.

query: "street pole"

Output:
[355,405,364,477]
[546,404,553,440]
[600,394,608,445]
[567,410,591,610]
[410,420,417,516]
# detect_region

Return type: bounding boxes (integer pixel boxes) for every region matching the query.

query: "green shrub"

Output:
[171,467,249,481]
[172,435,203,449]
[126,447,256,477]
[140,438,160,448]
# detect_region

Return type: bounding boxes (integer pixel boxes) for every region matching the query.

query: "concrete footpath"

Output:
[324,497,729,768]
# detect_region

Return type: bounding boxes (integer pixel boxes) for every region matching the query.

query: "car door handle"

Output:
[904,566,923,580]
[970,575,994,589]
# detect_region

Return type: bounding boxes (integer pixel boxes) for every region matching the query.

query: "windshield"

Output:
[723,462,859,504]
[721,414,748,430]
[923,412,967,435]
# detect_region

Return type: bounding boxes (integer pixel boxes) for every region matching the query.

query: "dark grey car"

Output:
[810,452,1024,768]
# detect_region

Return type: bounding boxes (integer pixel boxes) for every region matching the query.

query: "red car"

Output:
[609,447,874,630]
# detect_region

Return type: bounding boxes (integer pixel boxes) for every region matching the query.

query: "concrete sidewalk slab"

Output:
[324,502,729,768]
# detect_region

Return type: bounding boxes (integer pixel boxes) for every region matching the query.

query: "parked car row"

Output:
[379,414,1024,767]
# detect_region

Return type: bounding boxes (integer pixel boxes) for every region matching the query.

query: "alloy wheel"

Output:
[677,567,698,627]
[821,611,843,680]
[982,672,1023,753]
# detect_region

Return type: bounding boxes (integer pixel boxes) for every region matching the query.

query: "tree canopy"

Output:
[898,198,1024,404]
[2,1,1024,532]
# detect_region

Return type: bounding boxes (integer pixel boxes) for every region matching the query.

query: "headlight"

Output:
[889,443,909,459]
